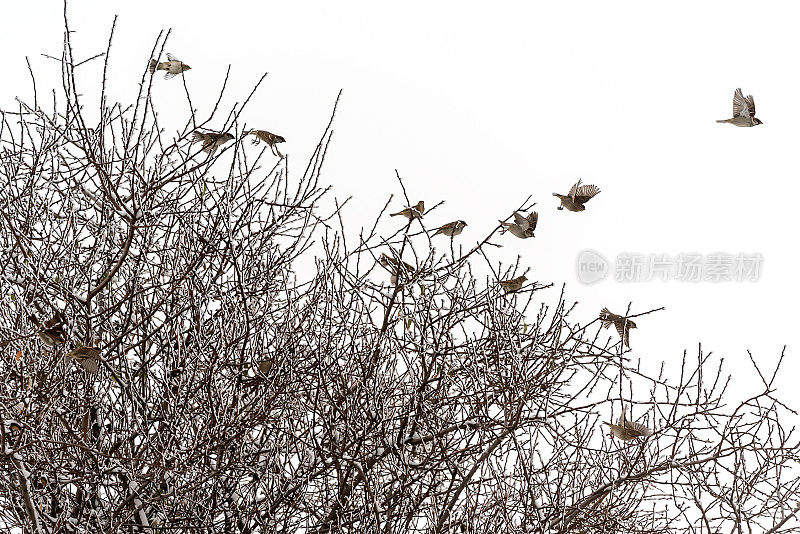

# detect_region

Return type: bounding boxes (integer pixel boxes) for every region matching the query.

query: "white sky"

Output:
[1,1,798,395]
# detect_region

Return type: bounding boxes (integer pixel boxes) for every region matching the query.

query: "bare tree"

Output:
[1,11,799,534]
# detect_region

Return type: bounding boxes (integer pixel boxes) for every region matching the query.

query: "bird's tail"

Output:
[390,212,401,217]
[599,307,612,328]
[148,59,158,74]
[715,119,728,123]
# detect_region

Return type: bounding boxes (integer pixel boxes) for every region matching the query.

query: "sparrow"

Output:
[499,211,537,239]
[29,312,67,347]
[248,130,286,158]
[391,201,425,220]
[66,341,102,374]
[599,307,637,348]
[433,220,467,237]
[498,275,527,294]
[258,359,273,375]
[149,53,192,80]
[716,88,763,127]
[379,253,415,285]
[192,131,235,154]
[604,416,653,441]
[553,179,601,211]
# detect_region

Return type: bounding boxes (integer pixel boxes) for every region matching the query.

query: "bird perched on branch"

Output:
[599,307,637,348]
[605,415,653,441]
[553,179,601,212]
[66,340,102,374]
[192,131,235,154]
[379,253,415,285]
[391,201,424,220]
[433,220,467,237]
[499,211,537,239]
[716,88,763,127]
[29,311,67,347]
[149,53,191,80]
[498,275,527,294]
[248,130,286,158]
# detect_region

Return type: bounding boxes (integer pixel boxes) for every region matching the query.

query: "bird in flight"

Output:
[66,341,102,374]
[433,220,467,237]
[149,53,192,80]
[29,311,67,347]
[192,131,235,154]
[599,307,637,348]
[499,211,538,239]
[391,201,425,220]
[605,415,653,441]
[716,88,763,127]
[248,130,286,158]
[553,179,601,211]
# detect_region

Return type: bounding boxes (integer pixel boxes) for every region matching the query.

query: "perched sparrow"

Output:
[605,416,653,441]
[379,253,415,285]
[258,359,273,375]
[391,201,425,220]
[433,220,467,237]
[599,307,637,348]
[499,211,537,239]
[248,130,286,158]
[717,88,763,127]
[553,179,601,211]
[29,312,67,347]
[66,342,101,374]
[192,131,235,154]
[149,53,192,80]
[498,275,527,294]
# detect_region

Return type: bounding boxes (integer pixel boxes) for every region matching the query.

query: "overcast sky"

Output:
[1,1,797,394]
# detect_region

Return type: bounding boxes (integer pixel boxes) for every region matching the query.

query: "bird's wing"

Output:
[164,71,179,80]
[568,179,583,199]
[624,419,652,437]
[574,184,601,204]
[526,211,538,231]
[732,88,751,118]
[166,53,181,62]
[513,211,529,230]
[745,93,756,119]
[614,321,627,342]
[79,357,100,374]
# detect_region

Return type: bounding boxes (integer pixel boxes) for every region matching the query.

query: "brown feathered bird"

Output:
[498,275,527,294]
[29,312,67,347]
[499,211,537,239]
[716,88,763,127]
[66,341,102,374]
[433,220,467,237]
[149,53,192,80]
[192,131,235,154]
[248,129,286,158]
[391,201,424,220]
[605,415,653,441]
[379,253,416,285]
[553,179,601,211]
[599,307,637,348]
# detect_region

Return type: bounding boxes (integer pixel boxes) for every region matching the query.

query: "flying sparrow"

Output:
[605,415,653,441]
[192,131,235,154]
[499,211,537,239]
[433,220,467,237]
[66,341,102,374]
[716,88,763,127]
[553,179,601,211]
[391,201,425,220]
[29,312,67,347]
[498,275,527,294]
[248,130,286,158]
[599,307,637,348]
[149,53,192,80]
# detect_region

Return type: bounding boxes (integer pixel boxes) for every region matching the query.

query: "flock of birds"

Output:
[149,53,287,157]
[27,56,764,442]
